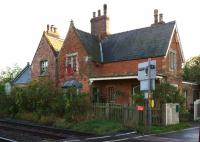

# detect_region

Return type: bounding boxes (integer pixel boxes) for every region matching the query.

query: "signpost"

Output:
[138,58,156,128]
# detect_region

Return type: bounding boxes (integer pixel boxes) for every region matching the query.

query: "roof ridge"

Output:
[102,21,176,40]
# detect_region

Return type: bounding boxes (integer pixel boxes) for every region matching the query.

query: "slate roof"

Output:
[76,21,176,63]
[12,63,32,85]
[45,33,64,52]
[76,29,101,62]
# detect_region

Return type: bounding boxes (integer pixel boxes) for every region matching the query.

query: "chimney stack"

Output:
[46,24,60,38]
[154,9,158,24]
[90,4,110,38]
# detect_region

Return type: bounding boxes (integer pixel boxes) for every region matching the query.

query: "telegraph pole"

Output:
[147,58,152,128]
[138,58,155,128]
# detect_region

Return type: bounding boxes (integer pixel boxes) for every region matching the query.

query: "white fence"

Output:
[194,99,200,121]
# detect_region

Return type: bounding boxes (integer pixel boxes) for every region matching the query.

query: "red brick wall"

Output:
[31,35,57,82]
[91,57,165,77]
[58,26,91,93]
[165,32,183,89]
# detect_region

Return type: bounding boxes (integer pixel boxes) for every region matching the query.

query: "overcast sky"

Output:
[0,0,199,71]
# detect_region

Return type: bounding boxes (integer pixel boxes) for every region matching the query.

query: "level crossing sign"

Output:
[138,59,156,91]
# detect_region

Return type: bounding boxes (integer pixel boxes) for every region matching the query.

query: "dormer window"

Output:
[169,50,176,70]
[66,53,78,75]
[40,60,48,75]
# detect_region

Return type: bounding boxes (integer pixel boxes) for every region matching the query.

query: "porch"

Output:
[89,75,162,105]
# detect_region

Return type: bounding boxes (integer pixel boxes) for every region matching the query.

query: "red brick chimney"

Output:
[90,4,110,38]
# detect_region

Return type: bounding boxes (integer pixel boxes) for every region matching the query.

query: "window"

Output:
[40,60,48,75]
[66,53,78,75]
[169,51,176,70]
[108,87,115,102]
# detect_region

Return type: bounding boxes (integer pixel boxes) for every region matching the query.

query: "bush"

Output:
[65,92,92,122]
[153,82,186,111]
[39,115,56,126]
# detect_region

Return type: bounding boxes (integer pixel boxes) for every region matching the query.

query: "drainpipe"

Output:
[99,42,104,63]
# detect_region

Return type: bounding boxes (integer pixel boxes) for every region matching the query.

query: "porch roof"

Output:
[89,75,163,83]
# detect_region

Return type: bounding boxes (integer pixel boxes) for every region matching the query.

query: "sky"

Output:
[0,0,199,71]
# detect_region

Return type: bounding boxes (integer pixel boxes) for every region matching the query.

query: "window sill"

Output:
[39,73,49,77]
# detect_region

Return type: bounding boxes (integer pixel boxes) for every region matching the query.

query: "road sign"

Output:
[140,79,155,91]
[138,60,156,81]
[137,105,144,111]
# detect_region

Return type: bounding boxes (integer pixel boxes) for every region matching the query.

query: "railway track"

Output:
[0,118,94,141]
[0,137,17,142]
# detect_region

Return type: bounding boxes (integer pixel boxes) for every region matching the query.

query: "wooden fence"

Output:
[92,103,161,126]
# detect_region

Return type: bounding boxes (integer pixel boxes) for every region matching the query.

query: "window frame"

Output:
[65,53,79,74]
[40,60,48,75]
[169,50,177,71]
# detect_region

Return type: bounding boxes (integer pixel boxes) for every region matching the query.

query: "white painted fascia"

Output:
[182,81,198,85]
[165,23,185,63]
[89,75,163,83]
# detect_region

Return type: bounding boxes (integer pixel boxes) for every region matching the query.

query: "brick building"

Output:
[58,5,185,104]
[11,4,200,108]
[31,25,63,83]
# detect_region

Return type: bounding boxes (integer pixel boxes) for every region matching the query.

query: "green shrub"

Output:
[65,92,92,122]
[15,112,39,122]
[39,115,56,126]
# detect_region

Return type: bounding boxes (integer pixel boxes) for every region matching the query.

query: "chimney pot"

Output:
[103,4,107,15]
[159,13,163,23]
[50,25,54,31]
[47,24,49,32]
[154,9,158,24]
[93,12,96,18]
[98,9,101,16]
[54,27,57,33]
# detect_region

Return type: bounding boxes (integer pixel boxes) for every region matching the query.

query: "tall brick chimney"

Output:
[46,24,60,38]
[90,4,110,38]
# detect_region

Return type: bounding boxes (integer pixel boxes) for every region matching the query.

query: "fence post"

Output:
[106,103,109,119]
[123,104,128,124]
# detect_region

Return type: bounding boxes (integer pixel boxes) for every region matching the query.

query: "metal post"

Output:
[147,58,152,128]
[199,127,200,142]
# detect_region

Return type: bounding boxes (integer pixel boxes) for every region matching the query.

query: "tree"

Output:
[153,82,186,112]
[0,64,21,83]
[0,64,21,95]
[183,55,200,83]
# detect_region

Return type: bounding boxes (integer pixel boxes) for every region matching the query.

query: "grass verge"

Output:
[54,119,125,134]
[136,123,191,134]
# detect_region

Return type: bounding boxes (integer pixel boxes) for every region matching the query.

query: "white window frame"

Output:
[65,53,79,72]
[40,60,48,75]
[169,49,176,71]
